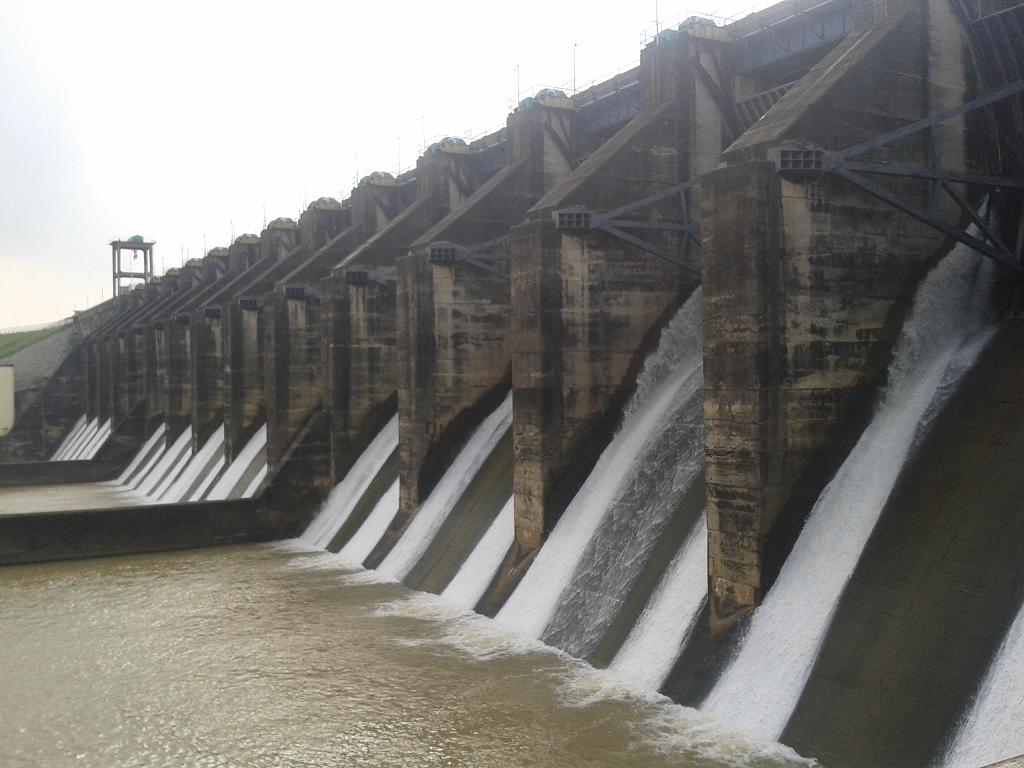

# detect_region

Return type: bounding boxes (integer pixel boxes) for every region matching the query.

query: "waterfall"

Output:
[133,427,193,498]
[441,496,515,610]
[542,371,703,657]
[301,415,400,549]
[241,464,267,498]
[377,393,513,582]
[159,426,225,503]
[50,415,87,461]
[150,425,196,500]
[207,425,267,501]
[941,598,1024,767]
[189,455,225,501]
[497,290,703,642]
[608,513,708,690]
[63,418,97,460]
[340,478,400,565]
[124,439,169,492]
[77,419,112,460]
[106,424,166,486]
[703,241,996,740]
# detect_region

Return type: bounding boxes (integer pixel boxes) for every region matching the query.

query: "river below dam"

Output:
[0,543,811,768]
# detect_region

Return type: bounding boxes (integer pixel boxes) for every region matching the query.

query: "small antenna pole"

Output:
[573,44,578,95]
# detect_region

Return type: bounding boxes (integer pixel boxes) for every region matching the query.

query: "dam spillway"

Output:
[2,0,1024,766]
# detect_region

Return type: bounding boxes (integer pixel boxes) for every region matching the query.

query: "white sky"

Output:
[0,0,769,327]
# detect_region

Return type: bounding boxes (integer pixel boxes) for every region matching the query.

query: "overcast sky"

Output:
[0,0,770,327]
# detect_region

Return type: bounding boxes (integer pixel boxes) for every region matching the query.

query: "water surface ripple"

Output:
[0,545,811,768]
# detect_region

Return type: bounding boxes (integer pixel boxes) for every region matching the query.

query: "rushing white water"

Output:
[340,478,400,566]
[78,419,112,460]
[544,377,704,657]
[941,597,1024,768]
[91,421,113,459]
[608,513,709,690]
[159,426,225,503]
[301,415,400,550]
[703,242,996,740]
[189,457,225,501]
[442,496,515,610]
[106,424,167,486]
[149,426,196,501]
[207,425,267,501]
[134,427,193,499]
[241,464,267,498]
[50,415,87,461]
[76,423,104,459]
[64,418,98,460]
[377,394,513,582]
[124,440,168,492]
[66,419,99,460]
[498,291,703,641]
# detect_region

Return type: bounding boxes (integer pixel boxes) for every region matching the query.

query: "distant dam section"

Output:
[1,1,1023,766]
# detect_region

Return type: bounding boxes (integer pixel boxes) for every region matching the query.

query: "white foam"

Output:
[106,424,166,486]
[189,456,225,501]
[942,597,1024,767]
[149,426,196,500]
[301,415,399,550]
[207,424,267,501]
[241,462,267,498]
[704,240,996,740]
[133,426,193,499]
[609,513,709,690]
[50,415,87,461]
[339,477,399,566]
[441,496,515,610]
[79,419,112,460]
[159,426,224,503]
[124,440,167,492]
[65,417,99,460]
[66,419,98,460]
[498,291,704,641]
[377,393,512,582]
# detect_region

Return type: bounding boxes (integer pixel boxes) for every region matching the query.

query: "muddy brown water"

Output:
[0,542,811,768]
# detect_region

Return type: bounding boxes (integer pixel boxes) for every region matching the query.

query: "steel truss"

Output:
[341,267,394,287]
[427,233,511,280]
[776,79,1024,271]
[551,180,701,275]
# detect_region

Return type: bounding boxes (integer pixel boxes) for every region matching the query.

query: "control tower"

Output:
[110,235,155,297]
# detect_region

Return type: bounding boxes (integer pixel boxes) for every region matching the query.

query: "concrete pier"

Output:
[395,97,574,537]
[701,0,977,632]
[222,218,299,462]
[190,236,262,448]
[263,198,348,477]
[324,140,503,519]
[507,30,716,570]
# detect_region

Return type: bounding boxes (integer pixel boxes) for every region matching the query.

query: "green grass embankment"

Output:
[0,326,66,360]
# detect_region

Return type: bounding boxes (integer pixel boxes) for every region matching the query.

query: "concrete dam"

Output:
[1,1,1023,766]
